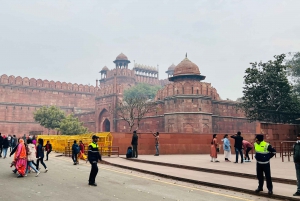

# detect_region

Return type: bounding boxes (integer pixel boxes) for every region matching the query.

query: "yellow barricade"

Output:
[37,132,113,155]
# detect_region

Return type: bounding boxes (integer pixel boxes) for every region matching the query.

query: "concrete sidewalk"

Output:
[103,155,299,200]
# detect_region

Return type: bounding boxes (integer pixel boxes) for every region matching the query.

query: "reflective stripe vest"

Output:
[88,142,100,162]
[254,141,270,164]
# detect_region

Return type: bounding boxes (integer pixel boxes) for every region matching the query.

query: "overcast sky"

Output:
[0,0,299,100]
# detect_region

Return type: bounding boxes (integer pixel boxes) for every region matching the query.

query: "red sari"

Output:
[14,139,27,176]
[210,138,218,158]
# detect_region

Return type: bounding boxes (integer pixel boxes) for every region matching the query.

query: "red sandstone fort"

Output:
[0,53,299,141]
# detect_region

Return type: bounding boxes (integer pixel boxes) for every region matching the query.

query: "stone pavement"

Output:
[0,152,275,201]
[103,154,299,200]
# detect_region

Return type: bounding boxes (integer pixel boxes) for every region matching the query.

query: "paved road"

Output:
[0,153,276,201]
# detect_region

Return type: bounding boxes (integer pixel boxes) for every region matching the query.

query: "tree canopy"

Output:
[124,83,161,100]
[34,106,88,135]
[240,54,300,123]
[34,106,65,134]
[59,114,88,135]
[116,96,156,131]
[286,52,300,95]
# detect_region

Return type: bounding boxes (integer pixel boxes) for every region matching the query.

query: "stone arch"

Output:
[98,109,110,132]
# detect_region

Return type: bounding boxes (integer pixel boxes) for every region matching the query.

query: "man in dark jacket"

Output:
[88,135,102,186]
[231,131,244,163]
[293,134,300,196]
[131,131,138,158]
[254,134,276,195]
[0,133,3,157]
[72,140,80,165]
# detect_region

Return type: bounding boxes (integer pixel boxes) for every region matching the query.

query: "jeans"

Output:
[2,148,8,158]
[235,148,243,163]
[295,163,300,193]
[132,145,138,158]
[36,157,47,169]
[245,147,252,160]
[257,162,272,191]
[46,151,51,160]
[26,161,39,174]
[155,144,159,155]
[72,153,78,163]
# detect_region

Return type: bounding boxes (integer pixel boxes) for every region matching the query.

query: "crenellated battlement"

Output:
[0,74,96,94]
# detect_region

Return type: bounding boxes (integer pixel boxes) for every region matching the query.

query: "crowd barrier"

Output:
[37,132,113,154]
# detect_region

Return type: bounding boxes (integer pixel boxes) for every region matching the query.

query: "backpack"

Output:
[74,145,80,154]
[126,147,133,158]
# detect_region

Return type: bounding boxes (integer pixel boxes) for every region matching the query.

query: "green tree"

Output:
[59,114,88,135]
[34,106,65,134]
[286,52,300,95]
[241,54,300,123]
[124,83,162,99]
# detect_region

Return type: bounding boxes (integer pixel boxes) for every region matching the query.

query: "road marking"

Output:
[57,157,252,201]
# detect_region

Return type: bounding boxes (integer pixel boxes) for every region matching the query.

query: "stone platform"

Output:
[103,154,299,200]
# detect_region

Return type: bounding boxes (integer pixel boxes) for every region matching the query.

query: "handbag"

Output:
[216,147,220,152]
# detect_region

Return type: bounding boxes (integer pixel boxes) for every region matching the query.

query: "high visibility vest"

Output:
[89,142,98,148]
[254,141,270,164]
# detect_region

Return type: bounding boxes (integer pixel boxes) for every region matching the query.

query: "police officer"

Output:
[254,134,276,195]
[88,135,102,186]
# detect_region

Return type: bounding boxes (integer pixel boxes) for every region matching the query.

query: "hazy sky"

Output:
[1,0,299,100]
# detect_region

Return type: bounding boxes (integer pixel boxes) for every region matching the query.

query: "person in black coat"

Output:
[36,138,48,172]
[131,131,138,158]
[2,136,9,158]
[231,131,244,163]
[0,133,3,157]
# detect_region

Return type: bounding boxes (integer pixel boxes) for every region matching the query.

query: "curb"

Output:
[124,157,296,185]
[103,159,298,201]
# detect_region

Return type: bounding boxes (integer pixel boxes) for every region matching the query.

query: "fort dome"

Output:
[169,56,205,82]
[116,53,128,60]
[102,66,109,71]
[168,64,176,71]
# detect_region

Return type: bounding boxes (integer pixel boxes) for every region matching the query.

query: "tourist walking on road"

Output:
[2,135,9,158]
[210,134,219,162]
[222,134,231,162]
[88,135,102,186]
[293,134,300,196]
[254,134,276,195]
[14,139,27,178]
[7,135,12,152]
[45,141,52,161]
[0,133,3,157]
[131,131,138,158]
[72,140,80,165]
[36,138,48,172]
[151,131,160,156]
[11,135,17,152]
[231,131,244,163]
[243,139,253,162]
[25,139,40,177]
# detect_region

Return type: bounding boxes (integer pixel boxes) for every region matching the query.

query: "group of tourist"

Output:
[71,140,86,165]
[0,133,49,178]
[210,132,253,163]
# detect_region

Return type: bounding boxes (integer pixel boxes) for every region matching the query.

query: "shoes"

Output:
[45,160,48,161]
[17,174,23,178]
[215,160,220,162]
[154,154,159,156]
[234,162,238,163]
[210,160,213,162]
[89,183,97,186]
[36,171,40,177]
[268,191,273,195]
[45,168,48,173]
[12,170,17,174]
[24,174,27,177]
[255,188,263,193]
[293,192,300,196]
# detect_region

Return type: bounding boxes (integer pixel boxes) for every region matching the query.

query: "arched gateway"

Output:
[98,109,110,132]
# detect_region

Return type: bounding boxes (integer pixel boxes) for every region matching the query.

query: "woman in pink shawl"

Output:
[14,139,27,178]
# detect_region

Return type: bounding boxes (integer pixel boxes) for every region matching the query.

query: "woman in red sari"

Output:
[14,139,27,178]
[210,134,220,162]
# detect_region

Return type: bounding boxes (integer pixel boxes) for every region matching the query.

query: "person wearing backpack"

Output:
[72,140,80,165]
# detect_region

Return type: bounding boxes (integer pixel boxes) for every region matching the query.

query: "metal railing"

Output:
[279,141,295,162]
